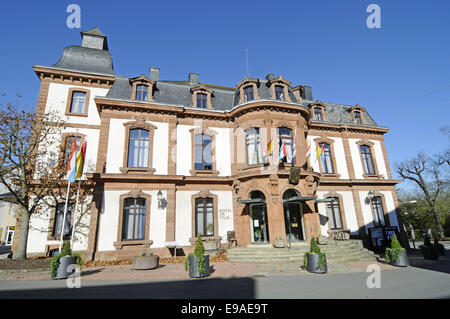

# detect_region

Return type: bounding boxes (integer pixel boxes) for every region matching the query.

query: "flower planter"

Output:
[273,239,285,248]
[188,254,210,278]
[133,255,159,270]
[387,249,409,267]
[318,236,329,245]
[305,253,327,274]
[420,245,439,260]
[51,256,78,280]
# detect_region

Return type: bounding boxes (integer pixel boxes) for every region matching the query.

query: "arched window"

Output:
[197,93,208,108]
[278,127,293,163]
[371,196,385,226]
[243,86,254,101]
[326,197,343,230]
[135,84,148,101]
[319,143,334,174]
[360,145,375,175]
[275,85,284,100]
[127,128,150,168]
[194,134,212,170]
[246,128,263,165]
[122,197,146,240]
[195,197,214,236]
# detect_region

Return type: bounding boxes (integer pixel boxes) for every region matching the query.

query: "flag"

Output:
[267,139,273,156]
[306,142,311,158]
[292,128,297,159]
[66,138,77,183]
[75,141,87,179]
[315,143,321,160]
[320,143,325,159]
[278,139,287,161]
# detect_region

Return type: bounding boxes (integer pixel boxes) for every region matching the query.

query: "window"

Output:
[122,197,146,240]
[246,128,263,165]
[275,85,284,100]
[194,134,212,170]
[197,93,207,108]
[371,196,385,226]
[326,198,342,229]
[244,86,254,102]
[314,108,323,121]
[278,127,293,163]
[360,145,375,175]
[195,197,214,236]
[69,91,87,114]
[127,128,149,168]
[354,111,362,124]
[319,143,334,174]
[63,136,81,166]
[53,203,72,237]
[135,85,148,101]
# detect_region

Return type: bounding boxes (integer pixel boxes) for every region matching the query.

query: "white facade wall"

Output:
[45,83,108,126]
[316,191,359,236]
[381,191,399,227]
[97,190,167,251]
[348,138,388,179]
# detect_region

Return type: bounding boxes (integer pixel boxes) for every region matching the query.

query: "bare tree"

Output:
[0,103,91,259]
[395,151,449,238]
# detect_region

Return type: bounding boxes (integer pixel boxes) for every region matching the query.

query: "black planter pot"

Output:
[420,245,439,260]
[387,249,409,267]
[434,243,445,256]
[188,254,210,278]
[52,256,78,280]
[305,253,327,274]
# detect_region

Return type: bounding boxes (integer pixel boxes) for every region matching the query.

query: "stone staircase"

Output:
[226,240,378,264]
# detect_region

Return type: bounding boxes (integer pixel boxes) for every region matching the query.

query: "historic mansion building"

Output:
[15,28,405,260]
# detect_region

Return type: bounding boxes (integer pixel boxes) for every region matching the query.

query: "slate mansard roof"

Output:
[35,27,384,129]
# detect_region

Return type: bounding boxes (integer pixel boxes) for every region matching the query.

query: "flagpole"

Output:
[59,180,71,252]
[70,178,81,248]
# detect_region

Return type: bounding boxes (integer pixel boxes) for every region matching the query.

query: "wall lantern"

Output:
[157,190,164,209]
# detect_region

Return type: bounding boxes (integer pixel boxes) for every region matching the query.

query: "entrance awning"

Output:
[283,196,316,203]
[238,199,266,205]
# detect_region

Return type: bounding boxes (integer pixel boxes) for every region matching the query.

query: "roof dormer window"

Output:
[310,100,327,122]
[129,75,155,102]
[244,86,254,102]
[348,104,366,124]
[275,85,284,100]
[191,85,214,109]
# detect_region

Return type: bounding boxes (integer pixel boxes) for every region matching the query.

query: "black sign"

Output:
[368,226,399,252]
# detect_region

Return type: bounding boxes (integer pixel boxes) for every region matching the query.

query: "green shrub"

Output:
[49,241,83,278]
[185,234,207,275]
[303,237,326,269]
[385,234,404,263]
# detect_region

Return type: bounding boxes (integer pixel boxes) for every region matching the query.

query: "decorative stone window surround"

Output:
[310,100,327,121]
[323,192,349,235]
[191,85,214,109]
[129,75,155,102]
[313,137,340,178]
[368,191,391,227]
[348,104,367,124]
[189,127,219,176]
[120,118,157,175]
[189,190,220,244]
[266,76,291,102]
[65,87,90,117]
[113,190,153,250]
[356,139,380,178]
[236,77,261,104]
[59,132,86,168]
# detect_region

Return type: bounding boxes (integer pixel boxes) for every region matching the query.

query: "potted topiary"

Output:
[433,238,445,256]
[385,234,409,267]
[185,235,210,278]
[420,236,439,260]
[273,236,285,248]
[133,252,159,270]
[49,241,82,280]
[303,237,327,274]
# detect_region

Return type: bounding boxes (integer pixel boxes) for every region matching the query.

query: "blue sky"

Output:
[0,0,449,183]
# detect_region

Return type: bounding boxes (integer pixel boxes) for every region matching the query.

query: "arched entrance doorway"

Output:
[283,189,305,242]
[249,191,269,244]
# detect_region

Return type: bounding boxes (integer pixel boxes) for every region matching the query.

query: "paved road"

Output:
[0,264,448,299]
